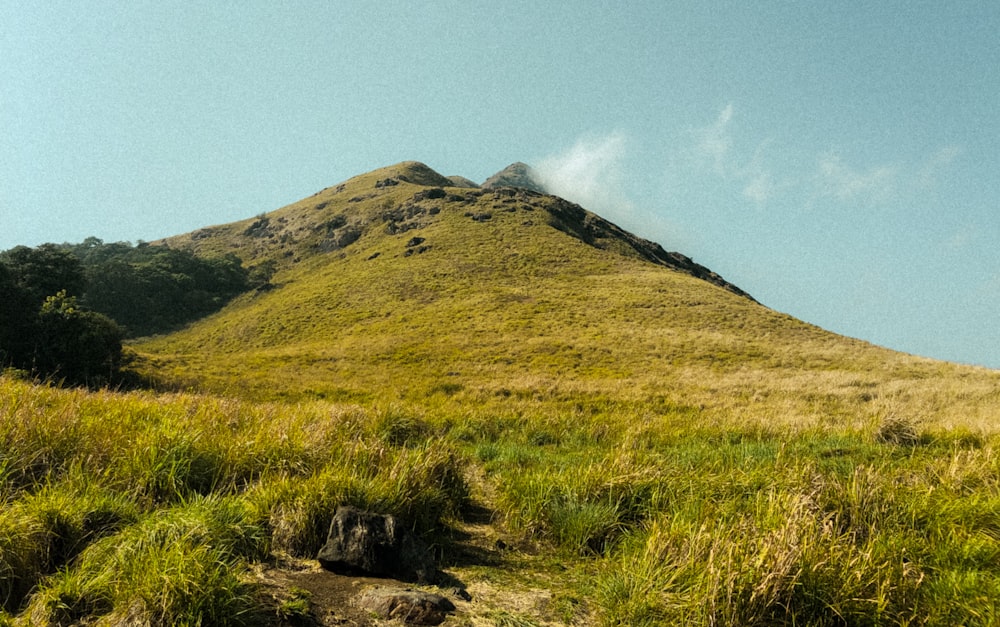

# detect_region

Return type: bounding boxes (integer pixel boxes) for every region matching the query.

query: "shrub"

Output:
[23,497,267,626]
[875,414,922,446]
[0,476,137,613]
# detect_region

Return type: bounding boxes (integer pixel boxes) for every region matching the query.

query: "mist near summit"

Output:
[534,134,636,223]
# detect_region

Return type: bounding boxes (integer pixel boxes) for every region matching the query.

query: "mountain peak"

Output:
[482,162,547,193]
[369,161,454,187]
[158,160,750,301]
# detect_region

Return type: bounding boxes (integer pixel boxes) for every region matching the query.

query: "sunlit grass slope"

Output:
[137,161,995,417]
[0,376,468,625]
[4,367,1000,625]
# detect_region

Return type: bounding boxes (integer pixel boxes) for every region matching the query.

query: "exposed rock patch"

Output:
[382,202,430,235]
[403,246,430,257]
[312,215,360,253]
[356,587,455,625]
[317,506,437,583]
[411,188,446,201]
[243,216,273,238]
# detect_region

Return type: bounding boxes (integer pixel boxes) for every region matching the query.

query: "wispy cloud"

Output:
[814,152,899,204]
[688,104,782,206]
[696,104,734,175]
[535,132,634,217]
[942,223,979,252]
[742,171,777,205]
[917,145,961,189]
[679,105,960,211]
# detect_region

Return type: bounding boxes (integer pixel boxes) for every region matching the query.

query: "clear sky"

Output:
[2,2,999,368]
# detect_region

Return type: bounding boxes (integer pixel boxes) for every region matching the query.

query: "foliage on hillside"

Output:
[0,245,122,385]
[61,237,253,337]
[0,239,255,384]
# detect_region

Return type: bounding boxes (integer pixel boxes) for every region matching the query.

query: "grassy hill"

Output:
[3,162,1000,625]
[142,162,903,401]
[137,161,997,434]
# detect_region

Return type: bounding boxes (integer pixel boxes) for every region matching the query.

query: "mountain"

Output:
[159,161,746,296]
[141,161,941,400]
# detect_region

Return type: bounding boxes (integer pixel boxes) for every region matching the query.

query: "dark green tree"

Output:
[1,238,252,383]
[0,245,123,385]
[1,245,88,371]
[34,291,123,384]
[0,262,31,365]
[0,244,86,303]
[62,241,251,337]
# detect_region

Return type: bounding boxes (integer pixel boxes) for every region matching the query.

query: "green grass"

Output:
[137,163,895,402]
[0,377,469,624]
[4,375,1000,624]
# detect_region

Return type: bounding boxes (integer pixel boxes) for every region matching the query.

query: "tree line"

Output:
[0,238,255,386]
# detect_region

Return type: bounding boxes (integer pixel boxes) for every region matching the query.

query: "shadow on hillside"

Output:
[437,503,507,573]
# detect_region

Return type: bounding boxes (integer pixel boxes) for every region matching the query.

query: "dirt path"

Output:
[252,503,589,626]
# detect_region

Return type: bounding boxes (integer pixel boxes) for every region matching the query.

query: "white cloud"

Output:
[675,104,963,214]
[679,106,961,211]
[534,132,634,216]
[815,152,898,204]
[741,140,789,206]
[687,104,783,207]
[742,171,776,205]
[943,225,977,251]
[696,103,734,174]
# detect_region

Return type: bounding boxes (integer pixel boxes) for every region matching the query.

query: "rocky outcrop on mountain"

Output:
[543,196,755,300]
[481,162,547,194]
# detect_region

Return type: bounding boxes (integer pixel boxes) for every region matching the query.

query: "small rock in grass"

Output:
[357,587,455,625]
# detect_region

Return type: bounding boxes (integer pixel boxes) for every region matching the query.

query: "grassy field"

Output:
[2,363,1000,625]
[0,377,470,625]
[4,162,1000,624]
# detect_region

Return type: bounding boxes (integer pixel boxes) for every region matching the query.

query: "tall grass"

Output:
[0,377,469,625]
[5,372,1000,624]
[24,497,267,626]
[476,406,1000,625]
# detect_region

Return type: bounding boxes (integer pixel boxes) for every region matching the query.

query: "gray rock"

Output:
[481,162,548,193]
[357,587,455,626]
[316,506,436,583]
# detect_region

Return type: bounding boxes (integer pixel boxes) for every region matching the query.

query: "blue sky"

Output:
[2,2,998,368]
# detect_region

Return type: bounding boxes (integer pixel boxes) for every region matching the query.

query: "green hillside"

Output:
[141,163,905,402]
[4,162,1000,625]
[137,161,996,432]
